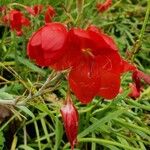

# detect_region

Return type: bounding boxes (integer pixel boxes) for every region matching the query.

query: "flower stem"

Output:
[139,0,150,43]
[128,0,150,61]
[9,3,27,9]
[75,0,84,26]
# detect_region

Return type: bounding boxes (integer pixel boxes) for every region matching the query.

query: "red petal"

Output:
[0,6,6,12]
[93,55,121,99]
[21,17,30,26]
[9,10,22,31]
[87,26,118,55]
[51,29,83,70]
[97,71,120,99]
[94,52,123,74]
[33,5,43,15]
[16,30,23,36]
[27,23,68,66]
[133,70,150,85]
[26,5,43,16]
[121,60,136,73]
[51,46,81,70]
[25,6,36,16]
[132,70,141,91]
[69,58,101,104]
[44,5,56,23]
[6,10,30,35]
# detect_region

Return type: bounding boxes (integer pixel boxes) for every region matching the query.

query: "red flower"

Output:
[60,96,79,150]
[3,10,30,36]
[128,83,140,99]
[97,0,112,13]
[26,5,43,16]
[44,5,56,23]
[27,23,135,103]
[27,22,68,66]
[52,25,134,103]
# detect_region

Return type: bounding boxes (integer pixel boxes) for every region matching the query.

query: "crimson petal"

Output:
[69,58,101,104]
[94,55,121,99]
[97,71,120,99]
[27,23,68,67]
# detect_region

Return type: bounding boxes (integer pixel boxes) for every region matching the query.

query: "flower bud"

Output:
[60,97,79,150]
[129,69,150,99]
[128,83,140,99]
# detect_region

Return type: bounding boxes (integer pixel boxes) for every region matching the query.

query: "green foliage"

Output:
[0,131,5,150]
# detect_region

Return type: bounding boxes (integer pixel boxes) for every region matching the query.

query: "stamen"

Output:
[82,48,95,58]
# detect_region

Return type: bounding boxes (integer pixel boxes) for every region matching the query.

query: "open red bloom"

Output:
[60,96,79,150]
[27,22,68,66]
[97,0,112,13]
[26,5,43,16]
[27,23,135,103]
[52,25,134,103]
[3,10,30,36]
[44,5,56,23]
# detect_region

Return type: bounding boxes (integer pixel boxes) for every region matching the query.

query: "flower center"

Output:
[82,48,95,58]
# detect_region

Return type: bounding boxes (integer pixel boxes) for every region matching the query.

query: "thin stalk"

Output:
[128,0,150,61]
[125,99,150,111]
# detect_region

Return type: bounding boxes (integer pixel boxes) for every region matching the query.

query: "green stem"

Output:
[75,0,84,26]
[139,0,150,42]
[0,61,15,66]
[129,0,150,61]
[9,3,27,9]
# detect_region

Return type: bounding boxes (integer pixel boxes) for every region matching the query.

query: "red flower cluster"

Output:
[1,4,56,36]
[97,0,112,13]
[27,22,136,104]
[3,10,30,36]
[60,96,78,150]
[25,4,56,23]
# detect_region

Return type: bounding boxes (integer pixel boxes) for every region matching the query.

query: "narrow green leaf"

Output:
[17,56,46,76]
[18,145,35,150]
[0,131,5,150]
[78,109,126,138]
[0,91,14,99]
[17,106,35,118]
[54,114,63,150]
